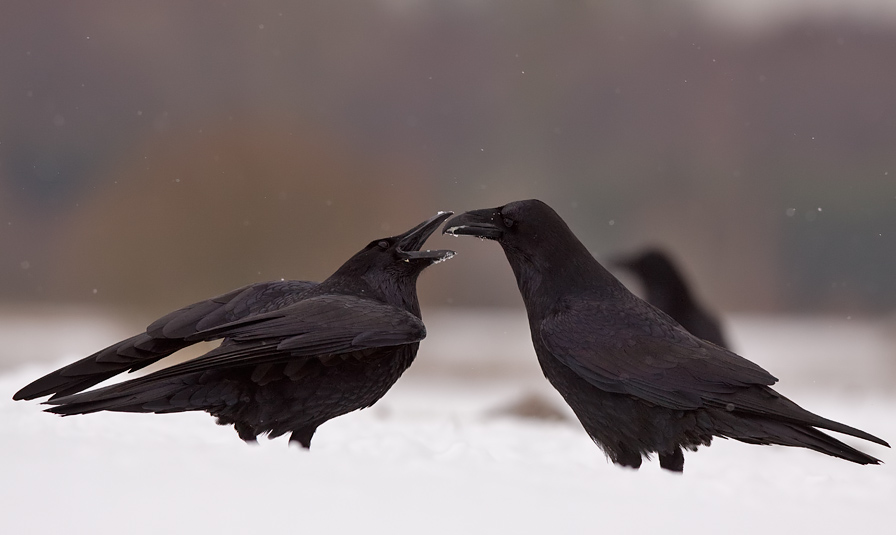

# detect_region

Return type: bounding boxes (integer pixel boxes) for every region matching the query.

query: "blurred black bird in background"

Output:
[444,199,888,472]
[14,212,455,448]
[614,249,729,348]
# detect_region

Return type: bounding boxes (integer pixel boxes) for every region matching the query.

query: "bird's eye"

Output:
[503,217,514,228]
[378,240,390,249]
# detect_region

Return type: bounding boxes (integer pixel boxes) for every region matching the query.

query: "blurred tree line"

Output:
[1,1,895,315]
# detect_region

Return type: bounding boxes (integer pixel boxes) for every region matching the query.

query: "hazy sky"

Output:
[688,0,896,30]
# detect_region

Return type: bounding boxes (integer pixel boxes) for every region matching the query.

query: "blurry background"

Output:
[4,7,895,528]
[2,1,896,382]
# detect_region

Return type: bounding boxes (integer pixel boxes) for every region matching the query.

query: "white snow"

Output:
[2,311,894,534]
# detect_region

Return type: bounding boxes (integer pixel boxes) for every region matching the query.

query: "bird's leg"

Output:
[289,425,319,449]
[659,447,684,472]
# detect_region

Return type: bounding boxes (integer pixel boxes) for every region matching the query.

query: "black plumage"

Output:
[444,199,888,472]
[15,212,455,448]
[614,249,728,348]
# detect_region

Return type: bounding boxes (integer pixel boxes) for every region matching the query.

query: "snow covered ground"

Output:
[2,310,894,534]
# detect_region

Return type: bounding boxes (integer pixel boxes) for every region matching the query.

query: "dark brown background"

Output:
[3,1,895,317]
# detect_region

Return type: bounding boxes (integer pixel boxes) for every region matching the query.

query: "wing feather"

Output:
[539,297,776,411]
[13,280,316,400]
[44,294,425,409]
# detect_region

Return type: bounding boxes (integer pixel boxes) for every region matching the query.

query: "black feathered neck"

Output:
[496,201,628,312]
[315,256,424,318]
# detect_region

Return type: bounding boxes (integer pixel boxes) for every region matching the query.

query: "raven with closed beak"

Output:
[614,249,728,348]
[15,212,455,448]
[444,199,888,472]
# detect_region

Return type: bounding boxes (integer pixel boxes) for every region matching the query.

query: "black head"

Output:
[441,199,572,253]
[332,211,456,284]
[443,199,625,302]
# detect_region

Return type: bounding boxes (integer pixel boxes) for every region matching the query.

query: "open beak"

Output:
[441,208,504,240]
[396,211,456,261]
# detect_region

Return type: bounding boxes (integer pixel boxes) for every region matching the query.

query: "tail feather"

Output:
[717,413,884,465]
[714,387,890,449]
[44,375,202,416]
[798,412,889,448]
